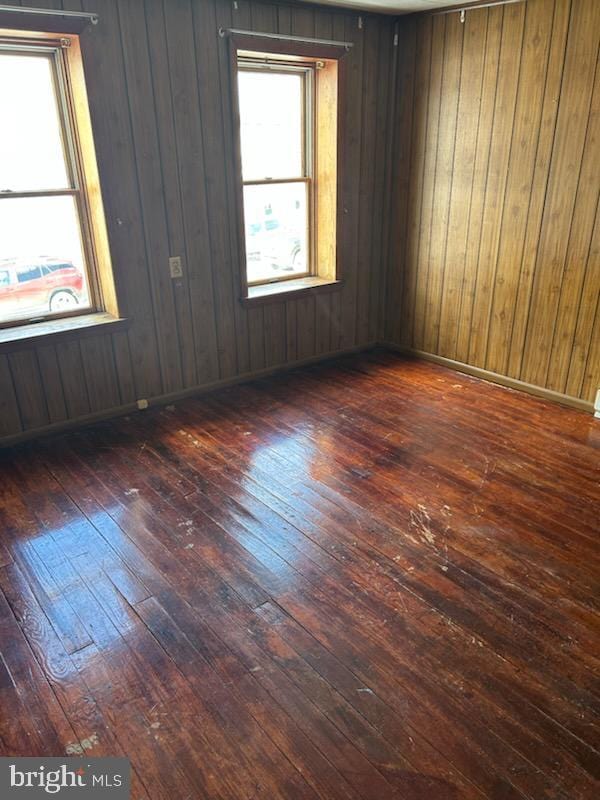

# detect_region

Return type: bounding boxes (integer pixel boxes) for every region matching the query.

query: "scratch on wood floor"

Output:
[410,505,436,546]
[478,455,497,489]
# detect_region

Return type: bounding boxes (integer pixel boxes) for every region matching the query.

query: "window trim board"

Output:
[242,276,343,307]
[0,312,129,354]
[0,28,118,331]
[227,33,347,303]
[239,58,314,287]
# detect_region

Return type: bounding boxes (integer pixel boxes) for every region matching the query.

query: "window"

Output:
[17,266,42,283]
[0,30,114,329]
[228,31,349,302]
[238,61,313,285]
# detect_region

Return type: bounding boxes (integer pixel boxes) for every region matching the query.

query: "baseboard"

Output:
[2,338,594,448]
[0,342,377,449]
[382,342,595,414]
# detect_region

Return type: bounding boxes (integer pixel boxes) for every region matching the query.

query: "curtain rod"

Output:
[432,0,525,16]
[219,27,353,51]
[0,5,98,25]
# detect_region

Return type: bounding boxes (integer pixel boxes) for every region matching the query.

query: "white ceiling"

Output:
[295,0,465,14]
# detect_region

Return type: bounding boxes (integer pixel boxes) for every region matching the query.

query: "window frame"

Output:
[0,28,116,331]
[238,57,316,288]
[227,31,349,305]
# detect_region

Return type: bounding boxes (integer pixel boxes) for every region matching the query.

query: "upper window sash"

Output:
[0,38,80,197]
[237,60,314,185]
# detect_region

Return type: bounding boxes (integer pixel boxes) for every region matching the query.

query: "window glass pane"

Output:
[0,196,91,324]
[17,266,42,283]
[243,182,308,284]
[0,51,71,192]
[238,70,304,181]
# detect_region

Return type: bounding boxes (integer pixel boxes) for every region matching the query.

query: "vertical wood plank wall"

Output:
[386,0,600,405]
[0,0,394,442]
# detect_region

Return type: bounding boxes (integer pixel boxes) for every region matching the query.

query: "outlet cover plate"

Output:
[169,256,183,278]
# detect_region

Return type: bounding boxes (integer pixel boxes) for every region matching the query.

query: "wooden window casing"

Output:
[238,58,315,287]
[0,28,117,330]
[227,32,346,304]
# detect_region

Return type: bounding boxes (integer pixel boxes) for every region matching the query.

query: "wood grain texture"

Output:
[0,0,390,443]
[0,351,598,798]
[386,0,600,404]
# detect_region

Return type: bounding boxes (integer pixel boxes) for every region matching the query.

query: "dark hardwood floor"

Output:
[0,350,598,800]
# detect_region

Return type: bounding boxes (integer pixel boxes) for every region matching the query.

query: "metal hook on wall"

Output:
[460,9,466,23]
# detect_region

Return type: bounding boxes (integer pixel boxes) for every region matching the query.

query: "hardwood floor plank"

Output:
[144,396,600,770]
[0,352,598,799]
[58,416,592,796]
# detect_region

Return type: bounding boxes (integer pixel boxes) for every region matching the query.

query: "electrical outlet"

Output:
[169,256,183,279]
[137,399,148,410]
[595,389,600,419]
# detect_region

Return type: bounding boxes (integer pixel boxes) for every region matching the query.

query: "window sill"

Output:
[0,312,130,354]
[242,277,342,306]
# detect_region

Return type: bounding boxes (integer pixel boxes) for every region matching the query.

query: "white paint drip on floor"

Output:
[65,733,99,755]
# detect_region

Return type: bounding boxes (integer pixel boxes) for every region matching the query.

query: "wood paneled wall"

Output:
[0,0,395,443]
[3,0,598,444]
[385,0,600,405]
